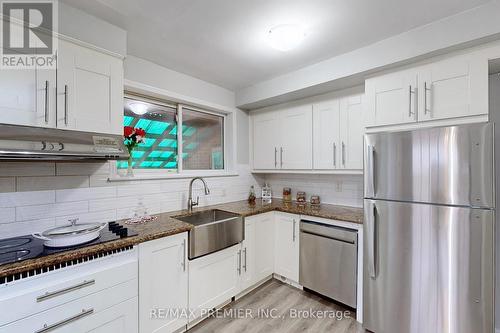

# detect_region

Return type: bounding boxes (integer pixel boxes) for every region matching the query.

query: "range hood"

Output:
[0,124,129,161]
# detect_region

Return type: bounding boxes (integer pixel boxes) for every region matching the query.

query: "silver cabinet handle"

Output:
[424,81,431,115]
[333,143,337,168]
[408,85,415,117]
[181,239,186,272]
[64,84,68,125]
[44,80,49,124]
[280,147,283,168]
[237,249,242,275]
[367,202,377,279]
[274,147,278,168]
[36,280,95,303]
[292,219,296,242]
[243,247,247,272]
[35,308,94,333]
[341,141,346,167]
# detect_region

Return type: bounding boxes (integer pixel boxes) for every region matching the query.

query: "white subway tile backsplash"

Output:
[17,176,90,191]
[56,162,110,176]
[263,173,363,208]
[0,190,55,208]
[0,177,15,193]
[55,210,117,226]
[56,187,116,203]
[16,201,89,221]
[0,208,16,224]
[0,163,267,237]
[0,162,55,177]
[116,182,162,197]
[0,218,56,238]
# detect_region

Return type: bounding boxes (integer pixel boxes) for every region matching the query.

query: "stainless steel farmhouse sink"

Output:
[174,209,244,260]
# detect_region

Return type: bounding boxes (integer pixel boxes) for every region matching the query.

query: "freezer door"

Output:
[363,199,494,333]
[364,123,494,208]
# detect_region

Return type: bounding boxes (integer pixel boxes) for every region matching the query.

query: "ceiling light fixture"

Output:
[129,102,149,115]
[267,24,306,52]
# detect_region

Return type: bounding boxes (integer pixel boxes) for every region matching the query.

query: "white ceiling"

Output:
[61,0,491,91]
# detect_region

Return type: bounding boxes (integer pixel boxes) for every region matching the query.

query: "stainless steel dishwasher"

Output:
[299,220,357,308]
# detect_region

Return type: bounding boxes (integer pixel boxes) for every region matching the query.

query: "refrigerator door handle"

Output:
[366,145,376,197]
[367,201,377,279]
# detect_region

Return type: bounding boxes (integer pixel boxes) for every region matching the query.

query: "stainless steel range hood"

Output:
[0,124,129,161]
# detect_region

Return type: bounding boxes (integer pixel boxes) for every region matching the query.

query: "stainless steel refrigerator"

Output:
[363,123,494,333]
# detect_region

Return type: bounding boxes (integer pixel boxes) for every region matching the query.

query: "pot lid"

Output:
[41,219,105,238]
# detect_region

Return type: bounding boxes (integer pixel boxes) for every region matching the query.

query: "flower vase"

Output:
[126,157,134,177]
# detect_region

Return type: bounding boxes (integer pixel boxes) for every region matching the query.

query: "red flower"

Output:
[136,128,146,137]
[124,126,135,138]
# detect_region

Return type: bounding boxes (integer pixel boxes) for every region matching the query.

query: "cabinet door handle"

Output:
[36,279,95,303]
[333,143,337,168]
[243,247,247,272]
[181,239,186,272]
[237,250,242,275]
[341,141,346,167]
[408,85,415,117]
[424,81,431,115]
[35,308,94,333]
[292,219,296,242]
[44,80,49,124]
[64,85,68,125]
[274,147,278,168]
[280,147,283,168]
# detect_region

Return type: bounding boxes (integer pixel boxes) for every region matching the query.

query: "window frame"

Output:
[111,92,230,180]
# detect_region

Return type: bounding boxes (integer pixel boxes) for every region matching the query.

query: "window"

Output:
[182,107,224,170]
[120,94,225,174]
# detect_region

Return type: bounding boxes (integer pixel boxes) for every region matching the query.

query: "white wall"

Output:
[58,2,127,56]
[125,56,236,110]
[236,0,500,109]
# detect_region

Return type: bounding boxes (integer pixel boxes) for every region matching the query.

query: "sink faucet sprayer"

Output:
[187,177,210,213]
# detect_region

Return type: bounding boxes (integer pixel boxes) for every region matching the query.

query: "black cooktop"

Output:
[0,222,137,266]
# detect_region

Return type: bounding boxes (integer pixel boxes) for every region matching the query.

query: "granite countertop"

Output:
[0,199,363,278]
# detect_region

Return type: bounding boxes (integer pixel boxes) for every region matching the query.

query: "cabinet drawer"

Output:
[0,251,137,326]
[0,281,138,333]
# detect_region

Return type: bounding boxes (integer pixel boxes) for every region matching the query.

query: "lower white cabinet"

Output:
[139,232,188,333]
[239,220,255,291]
[251,212,275,282]
[188,244,240,321]
[0,249,138,333]
[274,212,300,282]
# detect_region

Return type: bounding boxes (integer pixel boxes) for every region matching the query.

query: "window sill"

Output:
[107,171,239,182]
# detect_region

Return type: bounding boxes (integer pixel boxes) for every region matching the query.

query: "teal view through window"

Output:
[119,97,178,170]
[121,96,225,172]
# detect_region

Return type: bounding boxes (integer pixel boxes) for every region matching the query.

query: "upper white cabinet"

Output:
[0,61,56,128]
[365,69,417,127]
[313,93,364,170]
[253,111,281,170]
[280,106,313,169]
[274,212,300,283]
[57,39,124,135]
[312,99,340,169]
[252,105,312,170]
[0,36,123,135]
[365,52,488,127]
[417,53,488,122]
[139,233,188,333]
